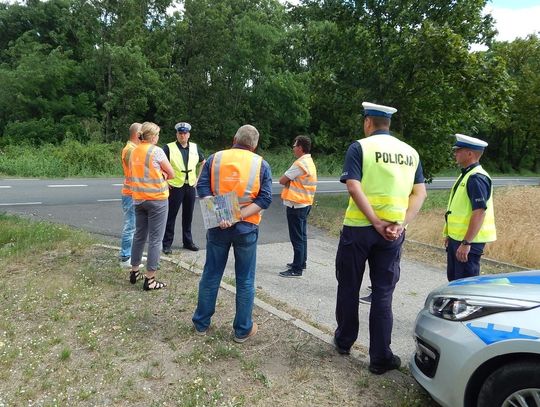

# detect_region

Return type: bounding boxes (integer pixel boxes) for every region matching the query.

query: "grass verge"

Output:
[0,214,435,406]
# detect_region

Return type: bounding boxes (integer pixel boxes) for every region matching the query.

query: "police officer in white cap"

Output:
[333,102,427,374]
[444,134,496,281]
[162,122,205,253]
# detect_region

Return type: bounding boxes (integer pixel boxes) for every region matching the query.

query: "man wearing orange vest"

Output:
[192,124,272,343]
[279,135,317,278]
[119,122,145,267]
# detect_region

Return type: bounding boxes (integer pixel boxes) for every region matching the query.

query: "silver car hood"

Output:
[430,270,540,303]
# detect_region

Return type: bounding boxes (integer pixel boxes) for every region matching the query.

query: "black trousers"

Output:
[446,237,485,281]
[162,184,196,249]
[334,225,403,365]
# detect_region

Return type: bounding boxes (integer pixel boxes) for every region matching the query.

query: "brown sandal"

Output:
[143,276,167,291]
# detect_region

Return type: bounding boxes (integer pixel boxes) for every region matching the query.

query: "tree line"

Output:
[0,0,539,177]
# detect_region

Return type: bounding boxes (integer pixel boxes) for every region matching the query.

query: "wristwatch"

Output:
[461,239,471,246]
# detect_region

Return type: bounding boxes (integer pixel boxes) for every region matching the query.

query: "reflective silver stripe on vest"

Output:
[212,151,223,195]
[130,177,164,184]
[131,185,169,193]
[124,148,133,167]
[288,185,316,195]
[244,155,262,199]
[144,145,155,179]
[300,180,317,186]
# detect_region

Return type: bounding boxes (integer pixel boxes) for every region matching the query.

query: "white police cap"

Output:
[175,122,191,132]
[453,134,488,151]
[362,102,397,118]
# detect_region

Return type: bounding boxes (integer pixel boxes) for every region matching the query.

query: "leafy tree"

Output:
[484,35,540,172]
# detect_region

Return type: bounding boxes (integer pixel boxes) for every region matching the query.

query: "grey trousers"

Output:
[131,199,168,272]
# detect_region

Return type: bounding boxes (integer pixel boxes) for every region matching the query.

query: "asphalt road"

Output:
[0,175,537,249]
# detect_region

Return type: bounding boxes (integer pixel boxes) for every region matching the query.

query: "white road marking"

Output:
[112,184,123,186]
[0,202,42,206]
[47,184,88,188]
[97,199,121,202]
[0,186,12,189]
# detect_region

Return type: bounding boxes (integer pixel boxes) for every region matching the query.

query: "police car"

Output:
[411,270,540,407]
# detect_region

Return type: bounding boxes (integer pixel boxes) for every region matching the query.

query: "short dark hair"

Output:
[368,116,391,129]
[294,135,311,153]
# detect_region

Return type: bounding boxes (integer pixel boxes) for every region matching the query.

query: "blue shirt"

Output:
[340,131,425,184]
[197,145,273,234]
[462,163,492,210]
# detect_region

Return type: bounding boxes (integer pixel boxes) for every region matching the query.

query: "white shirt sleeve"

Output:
[284,163,306,180]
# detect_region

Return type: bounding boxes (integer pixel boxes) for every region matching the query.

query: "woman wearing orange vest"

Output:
[279,135,317,278]
[129,122,175,291]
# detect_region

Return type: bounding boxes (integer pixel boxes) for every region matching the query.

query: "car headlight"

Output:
[429,296,539,321]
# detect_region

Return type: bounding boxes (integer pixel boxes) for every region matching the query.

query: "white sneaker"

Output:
[120,256,146,268]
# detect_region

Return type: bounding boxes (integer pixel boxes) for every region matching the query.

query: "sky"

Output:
[485,0,540,42]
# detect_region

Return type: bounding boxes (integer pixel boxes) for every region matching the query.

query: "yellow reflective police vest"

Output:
[280,154,317,205]
[130,143,169,201]
[344,135,419,227]
[211,148,263,225]
[167,142,199,187]
[444,165,496,242]
[121,140,137,196]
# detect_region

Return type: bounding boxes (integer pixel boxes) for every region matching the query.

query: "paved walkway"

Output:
[176,231,448,362]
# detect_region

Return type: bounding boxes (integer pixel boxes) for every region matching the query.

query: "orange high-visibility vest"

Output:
[210,148,263,225]
[121,140,137,196]
[281,154,317,205]
[130,143,169,201]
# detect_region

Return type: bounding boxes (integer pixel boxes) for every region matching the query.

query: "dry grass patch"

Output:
[312,186,539,269]
[408,186,540,268]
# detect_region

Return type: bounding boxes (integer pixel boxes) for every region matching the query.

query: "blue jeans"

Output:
[192,228,258,337]
[120,195,136,260]
[286,205,311,271]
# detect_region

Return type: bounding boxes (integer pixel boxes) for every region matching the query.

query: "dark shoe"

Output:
[359,293,372,305]
[143,276,167,291]
[333,337,350,355]
[279,269,302,278]
[233,322,258,343]
[287,262,306,270]
[183,243,199,252]
[369,355,401,375]
[162,248,172,255]
[129,269,143,284]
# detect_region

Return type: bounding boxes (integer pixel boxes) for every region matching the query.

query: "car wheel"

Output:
[477,361,540,407]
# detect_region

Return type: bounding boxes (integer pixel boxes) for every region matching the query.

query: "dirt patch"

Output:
[0,244,435,406]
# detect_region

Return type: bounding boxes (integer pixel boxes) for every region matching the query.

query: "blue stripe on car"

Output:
[467,323,539,345]
[449,274,540,287]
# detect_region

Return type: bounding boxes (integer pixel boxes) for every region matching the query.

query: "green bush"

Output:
[0,140,123,177]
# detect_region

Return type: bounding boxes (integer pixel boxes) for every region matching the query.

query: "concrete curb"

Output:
[96,243,369,364]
